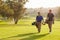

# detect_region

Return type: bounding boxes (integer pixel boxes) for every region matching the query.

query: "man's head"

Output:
[49,9,52,13]
[38,12,41,16]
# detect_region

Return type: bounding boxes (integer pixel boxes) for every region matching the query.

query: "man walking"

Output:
[36,12,43,33]
[47,10,54,33]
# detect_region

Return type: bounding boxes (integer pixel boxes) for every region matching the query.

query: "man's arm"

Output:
[36,16,38,22]
[52,14,54,24]
[47,13,49,20]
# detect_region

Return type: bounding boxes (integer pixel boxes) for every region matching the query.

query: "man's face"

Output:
[38,12,40,16]
[49,10,52,13]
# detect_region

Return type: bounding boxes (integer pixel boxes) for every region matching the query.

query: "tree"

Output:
[0,0,27,24]
[6,0,27,24]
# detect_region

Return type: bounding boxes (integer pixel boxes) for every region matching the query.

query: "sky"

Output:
[24,0,60,8]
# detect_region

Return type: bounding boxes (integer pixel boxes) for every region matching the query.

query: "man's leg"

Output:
[48,21,52,32]
[36,22,41,33]
[36,22,39,32]
[38,22,41,33]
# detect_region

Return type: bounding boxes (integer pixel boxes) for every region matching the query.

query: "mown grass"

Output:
[0,18,60,40]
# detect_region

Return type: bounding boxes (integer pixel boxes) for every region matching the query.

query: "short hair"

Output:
[49,9,52,12]
[38,12,40,14]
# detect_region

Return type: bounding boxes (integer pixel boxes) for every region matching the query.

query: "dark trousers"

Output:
[36,22,41,33]
[48,21,53,32]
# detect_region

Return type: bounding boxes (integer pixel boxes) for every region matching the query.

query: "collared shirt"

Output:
[36,16,43,22]
[47,13,54,21]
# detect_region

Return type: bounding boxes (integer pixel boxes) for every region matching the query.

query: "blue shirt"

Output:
[36,16,43,22]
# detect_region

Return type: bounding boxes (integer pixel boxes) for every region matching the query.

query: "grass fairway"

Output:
[0,18,60,40]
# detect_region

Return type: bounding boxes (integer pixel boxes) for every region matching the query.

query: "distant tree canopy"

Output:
[57,7,60,19]
[0,0,27,24]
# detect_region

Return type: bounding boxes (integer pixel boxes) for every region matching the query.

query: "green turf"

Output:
[0,18,60,40]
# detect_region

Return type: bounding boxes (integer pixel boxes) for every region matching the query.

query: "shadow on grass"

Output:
[0,33,49,40]
[20,33,49,40]
[0,21,3,22]
[0,33,37,40]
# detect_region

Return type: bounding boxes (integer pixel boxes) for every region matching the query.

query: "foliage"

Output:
[57,7,60,19]
[0,0,28,24]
